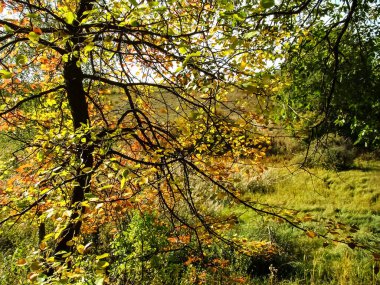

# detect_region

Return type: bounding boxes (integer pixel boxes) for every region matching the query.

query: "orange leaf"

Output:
[33,27,43,35]
[231,277,246,283]
[167,237,178,243]
[39,241,48,251]
[184,256,199,266]
[178,235,190,244]
[16,258,27,266]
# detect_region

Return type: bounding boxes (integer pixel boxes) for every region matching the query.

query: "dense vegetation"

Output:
[0,0,379,284]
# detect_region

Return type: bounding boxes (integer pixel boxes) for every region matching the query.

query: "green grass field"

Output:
[222,155,380,284]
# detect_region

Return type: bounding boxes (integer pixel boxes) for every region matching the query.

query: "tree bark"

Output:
[53,0,94,256]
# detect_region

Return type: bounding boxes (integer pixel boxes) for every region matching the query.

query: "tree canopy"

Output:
[0,0,377,283]
[279,0,380,147]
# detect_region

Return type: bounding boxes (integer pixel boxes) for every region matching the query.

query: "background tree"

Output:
[0,0,374,282]
[278,0,380,148]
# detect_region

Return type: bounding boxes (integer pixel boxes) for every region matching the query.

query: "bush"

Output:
[109,212,188,285]
[320,145,356,170]
[318,136,356,170]
[246,179,274,194]
[298,135,356,170]
[267,136,306,157]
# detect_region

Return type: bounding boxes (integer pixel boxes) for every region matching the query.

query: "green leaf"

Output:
[82,167,92,173]
[26,13,39,19]
[120,177,126,189]
[28,32,40,43]
[62,54,70,63]
[148,1,159,7]
[84,193,98,201]
[99,185,113,190]
[30,262,41,271]
[183,51,201,66]
[95,278,104,285]
[129,0,138,7]
[244,31,258,39]
[36,151,44,161]
[128,18,140,27]
[16,55,28,66]
[4,25,14,34]
[174,65,183,73]
[0,70,12,79]
[261,0,275,8]
[233,14,245,22]
[189,51,202,57]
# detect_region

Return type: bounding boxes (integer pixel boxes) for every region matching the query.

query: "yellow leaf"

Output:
[97,261,109,268]
[28,32,40,42]
[0,69,12,79]
[306,230,317,238]
[96,253,109,260]
[64,11,75,24]
[77,244,85,254]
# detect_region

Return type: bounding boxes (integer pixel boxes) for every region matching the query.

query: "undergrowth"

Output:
[0,143,379,284]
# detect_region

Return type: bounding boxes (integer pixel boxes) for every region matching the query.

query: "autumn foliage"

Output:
[0,0,378,283]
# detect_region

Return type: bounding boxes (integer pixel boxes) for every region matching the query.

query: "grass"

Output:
[250,159,380,220]
[225,156,380,284]
[0,133,20,160]
[0,223,37,285]
[0,122,379,284]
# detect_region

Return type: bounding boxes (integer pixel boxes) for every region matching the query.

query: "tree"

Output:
[277,0,380,148]
[0,0,369,282]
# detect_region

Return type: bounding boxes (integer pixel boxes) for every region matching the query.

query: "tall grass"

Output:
[228,157,380,284]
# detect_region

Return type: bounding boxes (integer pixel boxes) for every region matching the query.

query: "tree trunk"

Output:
[53,0,94,256]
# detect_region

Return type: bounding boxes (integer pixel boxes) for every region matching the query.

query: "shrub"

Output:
[246,179,275,194]
[298,135,356,170]
[320,145,356,170]
[318,135,356,170]
[267,136,306,157]
[109,212,187,285]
